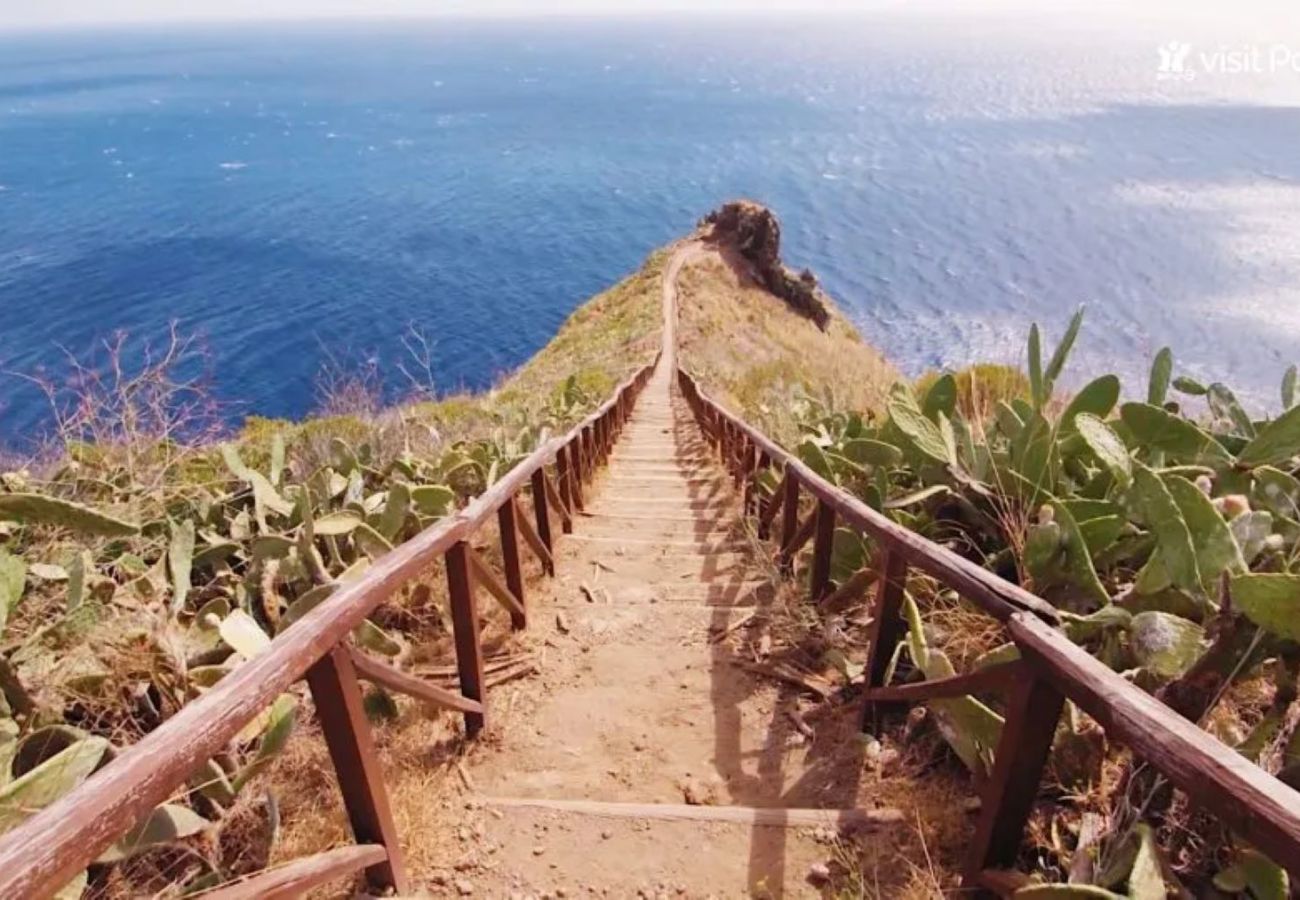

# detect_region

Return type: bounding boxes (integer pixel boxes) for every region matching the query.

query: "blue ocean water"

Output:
[2,16,1299,444]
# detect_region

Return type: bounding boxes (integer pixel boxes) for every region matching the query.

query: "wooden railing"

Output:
[676,368,1300,892]
[0,360,657,900]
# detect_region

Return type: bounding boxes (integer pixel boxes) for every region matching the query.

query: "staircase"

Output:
[454,350,892,898]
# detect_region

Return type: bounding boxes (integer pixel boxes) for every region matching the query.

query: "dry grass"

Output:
[675,253,897,445]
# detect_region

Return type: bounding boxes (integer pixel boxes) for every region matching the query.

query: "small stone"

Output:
[807,862,831,884]
[533,844,547,856]
[456,879,475,896]
[431,870,451,885]
[556,612,571,634]
[556,889,568,898]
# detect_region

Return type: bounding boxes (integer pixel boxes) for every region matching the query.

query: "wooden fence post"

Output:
[810,499,836,600]
[862,550,909,732]
[963,673,1065,890]
[529,470,554,568]
[568,440,585,511]
[444,542,486,736]
[554,449,575,533]
[497,497,526,629]
[780,474,800,570]
[305,646,409,894]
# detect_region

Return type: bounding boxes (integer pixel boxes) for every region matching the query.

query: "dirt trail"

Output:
[449,244,884,898]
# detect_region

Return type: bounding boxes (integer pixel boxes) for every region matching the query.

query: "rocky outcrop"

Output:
[700,200,831,330]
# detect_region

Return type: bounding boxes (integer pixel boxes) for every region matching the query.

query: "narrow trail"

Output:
[459,244,877,898]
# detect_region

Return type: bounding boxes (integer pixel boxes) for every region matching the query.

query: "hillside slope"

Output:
[676,203,898,445]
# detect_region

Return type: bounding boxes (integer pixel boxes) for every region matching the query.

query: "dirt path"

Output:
[444,245,885,898]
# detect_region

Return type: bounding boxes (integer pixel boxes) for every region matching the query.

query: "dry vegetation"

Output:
[675,252,897,445]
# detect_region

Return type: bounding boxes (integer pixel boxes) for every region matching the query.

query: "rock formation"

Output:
[700,200,831,330]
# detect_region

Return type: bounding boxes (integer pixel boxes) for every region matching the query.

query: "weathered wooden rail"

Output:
[676,368,1300,893]
[0,360,656,899]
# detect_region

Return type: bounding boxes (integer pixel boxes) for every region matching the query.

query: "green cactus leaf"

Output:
[884,484,949,510]
[1231,511,1275,565]
[1164,475,1246,586]
[194,539,239,569]
[97,802,210,863]
[329,438,359,475]
[313,510,364,536]
[1059,375,1120,435]
[1172,375,1208,396]
[52,871,86,900]
[994,401,1025,440]
[29,562,68,581]
[829,528,869,584]
[193,758,237,805]
[250,535,294,560]
[1237,404,1300,469]
[973,642,1020,669]
[1014,886,1126,898]
[354,618,402,656]
[1214,850,1289,900]
[219,609,271,659]
[1229,573,1300,642]
[797,440,832,479]
[1129,611,1205,678]
[841,439,903,468]
[1074,514,1124,556]
[1148,347,1173,406]
[269,433,286,487]
[1062,604,1132,643]
[1253,466,1300,519]
[353,523,394,559]
[1023,520,1062,586]
[887,385,952,465]
[168,519,195,614]
[1075,414,1131,485]
[902,594,1002,777]
[0,493,140,537]
[411,484,456,518]
[280,583,337,632]
[1284,364,1297,410]
[1028,323,1045,409]
[222,445,294,520]
[0,551,25,637]
[1128,824,1168,900]
[1050,501,1109,605]
[0,737,109,834]
[1207,382,1256,438]
[1133,467,1200,593]
[232,694,296,791]
[377,482,411,541]
[921,373,957,420]
[1044,306,1084,387]
[66,550,90,613]
[1120,403,1232,465]
[1013,413,1056,500]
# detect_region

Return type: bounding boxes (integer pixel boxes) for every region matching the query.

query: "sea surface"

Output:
[2,15,1299,444]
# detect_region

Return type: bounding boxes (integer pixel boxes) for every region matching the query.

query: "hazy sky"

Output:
[2,0,1295,31]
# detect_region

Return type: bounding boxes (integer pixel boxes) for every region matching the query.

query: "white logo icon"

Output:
[1157,41,1195,81]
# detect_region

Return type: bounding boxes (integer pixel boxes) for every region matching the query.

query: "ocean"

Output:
[2,15,1299,443]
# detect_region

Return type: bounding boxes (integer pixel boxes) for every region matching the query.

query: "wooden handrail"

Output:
[675,366,1300,884]
[677,370,1059,625]
[194,844,389,899]
[0,358,657,899]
